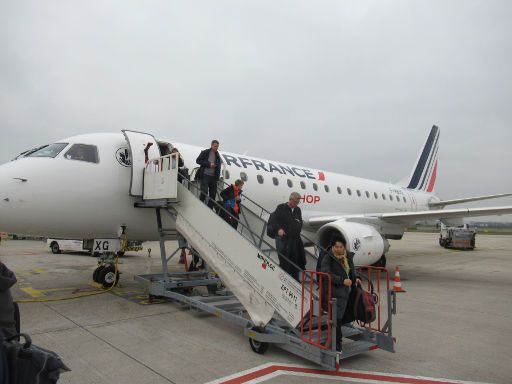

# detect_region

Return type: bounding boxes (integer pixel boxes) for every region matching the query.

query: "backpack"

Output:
[266,210,278,239]
[193,167,202,181]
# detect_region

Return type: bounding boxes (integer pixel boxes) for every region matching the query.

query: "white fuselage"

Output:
[0,133,438,241]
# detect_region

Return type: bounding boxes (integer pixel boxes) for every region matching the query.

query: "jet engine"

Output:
[316,220,389,266]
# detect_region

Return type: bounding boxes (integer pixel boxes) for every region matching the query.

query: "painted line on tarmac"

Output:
[206,363,491,384]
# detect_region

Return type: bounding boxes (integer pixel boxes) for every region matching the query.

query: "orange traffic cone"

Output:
[393,266,406,292]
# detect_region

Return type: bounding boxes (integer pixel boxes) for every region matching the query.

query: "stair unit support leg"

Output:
[156,208,169,284]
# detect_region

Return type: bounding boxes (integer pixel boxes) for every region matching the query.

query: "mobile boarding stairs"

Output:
[133,153,398,370]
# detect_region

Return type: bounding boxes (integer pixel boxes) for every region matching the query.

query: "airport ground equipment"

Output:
[133,152,398,370]
[439,224,476,249]
[47,238,90,254]
[47,238,143,256]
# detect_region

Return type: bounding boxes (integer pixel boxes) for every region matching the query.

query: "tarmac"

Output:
[1,232,511,384]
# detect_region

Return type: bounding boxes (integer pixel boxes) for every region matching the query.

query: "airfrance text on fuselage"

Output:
[222,154,324,181]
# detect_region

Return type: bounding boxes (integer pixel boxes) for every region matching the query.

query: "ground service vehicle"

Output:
[47,238,143,255]
[47,238,91,254]
[439,224,476,249]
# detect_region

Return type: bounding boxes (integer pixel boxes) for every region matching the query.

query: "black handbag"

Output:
[2,332,70,383]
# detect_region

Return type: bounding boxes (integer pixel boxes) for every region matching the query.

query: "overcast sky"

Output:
[1,0,511,216]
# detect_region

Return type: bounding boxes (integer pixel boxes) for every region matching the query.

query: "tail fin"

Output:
[405,125,440,193]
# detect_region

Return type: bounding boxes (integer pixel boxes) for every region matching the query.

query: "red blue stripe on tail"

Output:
[406,125,440,193]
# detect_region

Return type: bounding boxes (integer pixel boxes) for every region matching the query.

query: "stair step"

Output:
[340,340,377,358]
[341,325,363,338]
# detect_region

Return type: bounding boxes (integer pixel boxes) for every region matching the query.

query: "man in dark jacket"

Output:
[272,192,305,282]
[0,260,17,337]
[196,140,222,208]
[319,236,361,351]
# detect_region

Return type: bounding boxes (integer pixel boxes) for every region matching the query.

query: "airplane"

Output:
[0,125,511,268]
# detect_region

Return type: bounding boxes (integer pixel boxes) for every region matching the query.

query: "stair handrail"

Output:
[189,166,326,255]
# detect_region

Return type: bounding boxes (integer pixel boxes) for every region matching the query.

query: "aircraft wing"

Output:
[305,206,512,227]
[428,193,512,208]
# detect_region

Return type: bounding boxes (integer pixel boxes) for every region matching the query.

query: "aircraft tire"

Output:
[99,265,119,288]
[249,327,269,354]
[51,242,61,254]
[93,266,105,283]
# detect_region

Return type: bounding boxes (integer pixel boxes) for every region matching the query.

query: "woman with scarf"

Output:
[220,179,244,229]
[319,236,361,352]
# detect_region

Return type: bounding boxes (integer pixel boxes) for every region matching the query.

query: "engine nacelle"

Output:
[316,220,389,266]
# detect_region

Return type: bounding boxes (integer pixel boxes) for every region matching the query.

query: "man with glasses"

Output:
[272,192,305,282]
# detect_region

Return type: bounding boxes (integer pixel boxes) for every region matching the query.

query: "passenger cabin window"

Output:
[287,179,293,188]
[64,144,99,163]
[300,181,306,189]
[337,187,342,194]
[347,188,352,196]
[365,191,370,198]
[374,192,378,199]
[25,143,68,158]
[356,190,361,197]
[273,177,279,186]
[313,183,318,191]
[240,172,248,182]
[224,170,230,180]
[403,196,407,203]
[382,193,386,200]
[257,174,264,184]
[389,195,393,201]
[324,185,330,193]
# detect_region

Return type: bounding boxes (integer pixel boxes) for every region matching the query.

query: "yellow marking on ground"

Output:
[20,287,45,298]
[21,286,82,297]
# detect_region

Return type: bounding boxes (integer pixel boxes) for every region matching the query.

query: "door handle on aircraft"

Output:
[13,177,28,182]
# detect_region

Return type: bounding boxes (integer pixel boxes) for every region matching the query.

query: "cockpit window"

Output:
[24,143,68,158]
[13,146,45,160]
[64,144,99,163]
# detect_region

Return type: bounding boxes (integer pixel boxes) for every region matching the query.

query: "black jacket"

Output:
[273,202,302,238]
[319,251,357,321]
[0,263,17,336]
[196,148,222,180]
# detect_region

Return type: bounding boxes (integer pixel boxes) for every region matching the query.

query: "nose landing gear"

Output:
[92,253,120,288]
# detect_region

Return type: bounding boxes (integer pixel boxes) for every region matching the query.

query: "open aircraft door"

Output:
[122,130,161,196]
